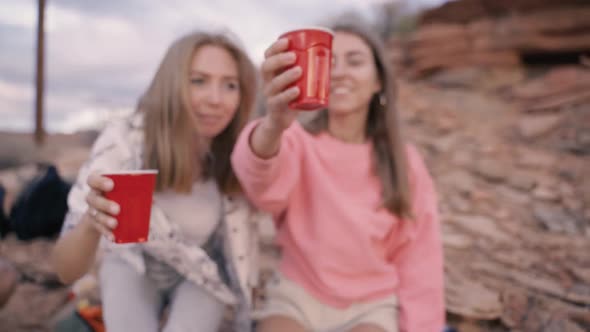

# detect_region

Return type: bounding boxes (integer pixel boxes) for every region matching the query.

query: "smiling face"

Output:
[328,31,382,117]
[187,44,241,140]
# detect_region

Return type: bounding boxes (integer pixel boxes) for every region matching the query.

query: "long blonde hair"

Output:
[304,23,412,219]
[139,31,257,195]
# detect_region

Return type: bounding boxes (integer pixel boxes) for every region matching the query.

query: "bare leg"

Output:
[257,315,308,332]
[348,323,387,332]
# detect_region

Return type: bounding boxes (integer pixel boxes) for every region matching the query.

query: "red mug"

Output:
[102,170,157,243]
[280,27,334,111]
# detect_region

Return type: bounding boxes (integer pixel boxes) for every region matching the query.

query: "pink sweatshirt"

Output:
[231,120,445,331]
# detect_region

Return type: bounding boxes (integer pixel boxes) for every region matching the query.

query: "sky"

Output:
[0,0,446,133]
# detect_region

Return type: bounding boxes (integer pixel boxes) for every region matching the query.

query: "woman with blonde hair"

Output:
[232,22,445,332]
[52,30,265,332]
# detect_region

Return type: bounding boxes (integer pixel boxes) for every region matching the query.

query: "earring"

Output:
[379,93,386,107]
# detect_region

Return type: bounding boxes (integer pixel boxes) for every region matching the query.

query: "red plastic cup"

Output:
[102,170,157,244]
[280,27,334,111]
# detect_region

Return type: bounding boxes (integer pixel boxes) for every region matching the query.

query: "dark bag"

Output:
[0,184,8,237]
[8,164,72,240]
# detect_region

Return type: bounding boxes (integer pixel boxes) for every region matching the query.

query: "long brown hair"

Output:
[139,31,257,195]
[304,23,412,219]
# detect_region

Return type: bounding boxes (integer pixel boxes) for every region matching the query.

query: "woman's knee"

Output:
[163,281,225,332]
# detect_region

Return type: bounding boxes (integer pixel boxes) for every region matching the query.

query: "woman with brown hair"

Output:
[51,30,265,332]
[231,22,445,332]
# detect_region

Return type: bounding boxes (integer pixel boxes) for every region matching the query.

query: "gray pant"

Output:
[99,256,225,332]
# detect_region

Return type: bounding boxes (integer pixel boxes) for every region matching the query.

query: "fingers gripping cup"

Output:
[280,27,334,111]
[102,170,157,243]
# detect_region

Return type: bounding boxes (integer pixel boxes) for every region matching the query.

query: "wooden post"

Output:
[34,0,46,145]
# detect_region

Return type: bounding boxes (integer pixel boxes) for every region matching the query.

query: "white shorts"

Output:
[254,273,399,332]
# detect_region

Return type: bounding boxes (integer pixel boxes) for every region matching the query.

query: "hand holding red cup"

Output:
[86,170,157,244]
[280,27,334,111]
[260,27,334,135]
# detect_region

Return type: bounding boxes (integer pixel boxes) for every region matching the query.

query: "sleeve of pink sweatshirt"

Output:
[393,146,445,332]
[231,119,302,216]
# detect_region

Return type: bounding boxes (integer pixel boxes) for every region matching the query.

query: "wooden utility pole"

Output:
[34,0,46,145]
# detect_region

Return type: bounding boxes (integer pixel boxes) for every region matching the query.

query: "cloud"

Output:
[0,79,34,131]
[0,23,35,86]
[0,1,36,29]
[49,0,151,19]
